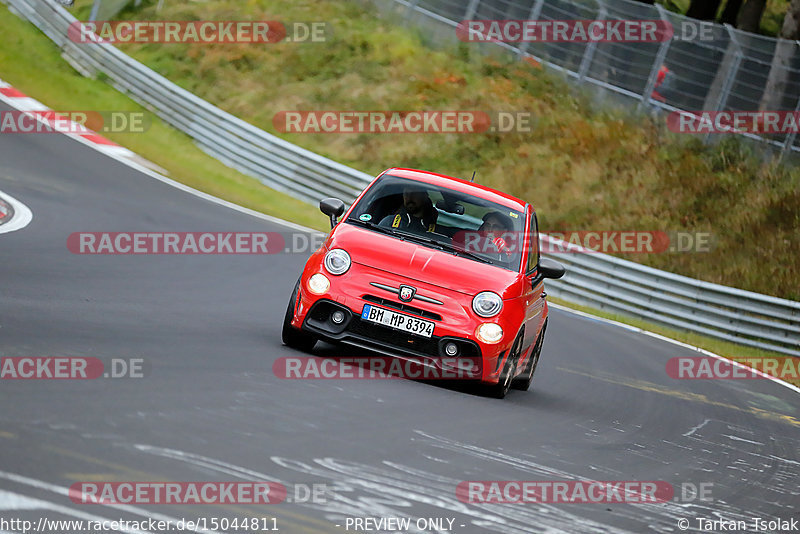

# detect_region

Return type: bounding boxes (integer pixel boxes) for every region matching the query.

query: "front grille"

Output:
[303,299,481,361]
[349,316,441,355]
[362,295,443,321]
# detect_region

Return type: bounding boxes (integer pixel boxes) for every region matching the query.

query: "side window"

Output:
[527,213,539,273]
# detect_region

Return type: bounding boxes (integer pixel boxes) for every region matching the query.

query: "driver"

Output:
[479,211,514,235]
[476,211,516,260]
[379,185,440,234]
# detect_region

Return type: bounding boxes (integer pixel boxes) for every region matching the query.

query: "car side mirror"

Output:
[539,257,565,280]
[319,198,345,229]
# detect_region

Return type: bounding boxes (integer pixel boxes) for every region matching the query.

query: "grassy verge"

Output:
[0,4,328,232]
[549,296,800,387]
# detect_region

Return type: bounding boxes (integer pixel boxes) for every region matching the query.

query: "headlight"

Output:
[472,291,503,317]
[307,273,330,295]
[476,323,503,344]
[324,249,351,275]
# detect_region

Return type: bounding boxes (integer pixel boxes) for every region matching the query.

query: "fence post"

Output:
[639,4,672,110]
[702,24,743,142]
[713,25,743,112]
[578,1,606,81]
[464,0,480,21]
[404,0,419,21]
[88,0,101,20]
[516,0,545,59]
[781,91,800,159]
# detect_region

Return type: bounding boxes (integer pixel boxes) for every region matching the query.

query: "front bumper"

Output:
[302,298,490,380]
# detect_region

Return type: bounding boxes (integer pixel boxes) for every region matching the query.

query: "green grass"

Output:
[0,4,328,232]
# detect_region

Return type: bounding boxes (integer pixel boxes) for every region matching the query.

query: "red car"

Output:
[281,168,564,398]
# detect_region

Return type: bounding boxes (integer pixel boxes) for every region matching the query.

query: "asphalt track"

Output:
[0,99,798,534]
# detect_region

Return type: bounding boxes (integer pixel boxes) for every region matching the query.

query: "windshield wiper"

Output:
[398,232,496,265]
[347,218,495,265]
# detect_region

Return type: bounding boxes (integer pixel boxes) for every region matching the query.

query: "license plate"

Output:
[361,304,435,338]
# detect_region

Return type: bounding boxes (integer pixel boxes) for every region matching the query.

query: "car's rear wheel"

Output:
[512,319,547,391]
[281,278,317,352]
[486,333,522,399]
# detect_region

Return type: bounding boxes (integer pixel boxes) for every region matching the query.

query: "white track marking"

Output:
[0,79,319,235]
[0,471,220,534]
[0,489,150,534]
[0,189,33,234]
[683,418,712,437]
[548,302,800,394]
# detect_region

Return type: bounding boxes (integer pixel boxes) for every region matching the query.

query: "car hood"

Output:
[329,223,520,297]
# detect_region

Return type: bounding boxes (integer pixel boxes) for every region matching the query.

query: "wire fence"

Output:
[378,0,800,156]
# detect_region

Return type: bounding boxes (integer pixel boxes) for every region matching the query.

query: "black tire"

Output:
[281,278,317,352]
[486,334,521,399]
[512,319,547,391]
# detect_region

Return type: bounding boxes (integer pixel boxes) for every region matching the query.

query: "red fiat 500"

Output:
[281,168,564,398]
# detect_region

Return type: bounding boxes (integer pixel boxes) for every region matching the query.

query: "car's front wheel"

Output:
[486,333,522,399]
[281,278,317,352]
[512,319,547,391]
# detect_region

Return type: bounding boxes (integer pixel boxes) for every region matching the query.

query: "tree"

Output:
[720,0,744,25]
[737,0,767,33]
[687,0,723,20]
[760,0,800,110]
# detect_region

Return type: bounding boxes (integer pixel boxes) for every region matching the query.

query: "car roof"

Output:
[381,168,528,212]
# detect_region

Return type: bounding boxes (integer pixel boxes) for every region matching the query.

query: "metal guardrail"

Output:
[4,0,374,205]
[380,0,800,157]
[3,0,798,356]
[540,236,800,356]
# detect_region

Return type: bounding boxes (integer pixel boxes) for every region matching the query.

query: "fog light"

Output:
[307,273,330,295]
[476,323,503,344]
[331,310,345,324]
[444,342,458,356]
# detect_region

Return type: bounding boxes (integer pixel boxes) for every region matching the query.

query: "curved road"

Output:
[0,100,798,534]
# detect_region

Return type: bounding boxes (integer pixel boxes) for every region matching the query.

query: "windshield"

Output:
[346,175,526,271]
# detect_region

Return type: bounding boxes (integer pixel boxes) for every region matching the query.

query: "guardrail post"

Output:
[578,2,606,82]
[639,4,672,110]
[516,0,545,59]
